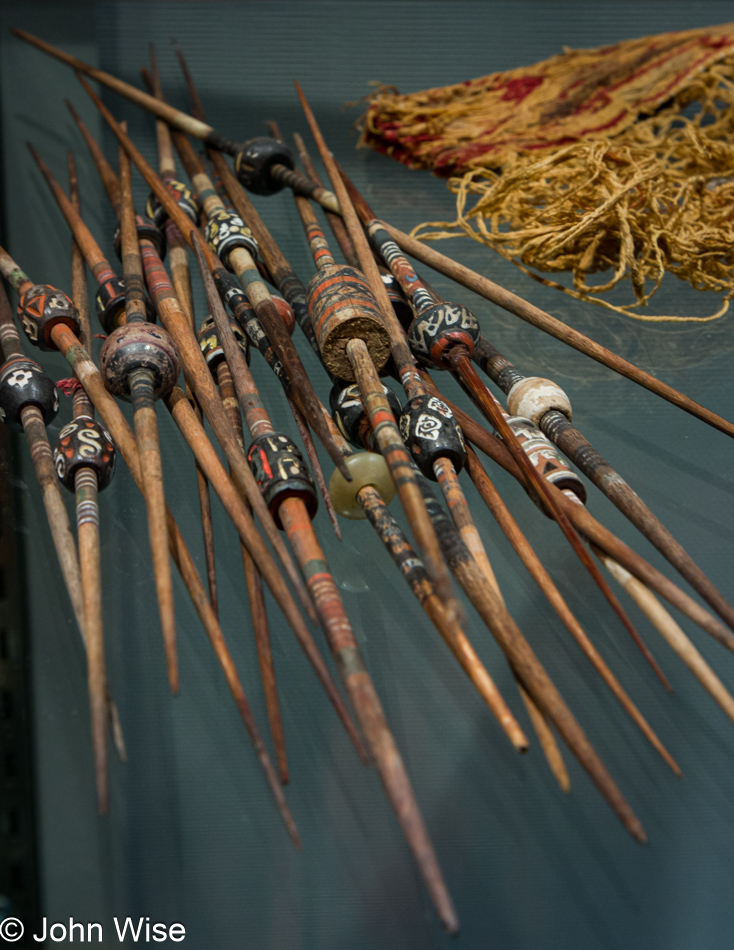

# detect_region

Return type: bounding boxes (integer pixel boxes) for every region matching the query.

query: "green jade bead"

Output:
[328,451,396,520]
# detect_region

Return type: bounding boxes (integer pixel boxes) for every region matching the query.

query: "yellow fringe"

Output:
[399,58,734,323]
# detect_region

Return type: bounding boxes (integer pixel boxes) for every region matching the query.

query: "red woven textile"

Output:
[361,22,734,175]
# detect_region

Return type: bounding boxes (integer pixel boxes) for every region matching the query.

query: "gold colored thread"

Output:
[364,55,734,322]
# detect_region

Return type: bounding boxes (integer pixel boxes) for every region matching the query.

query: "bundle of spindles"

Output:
[3,29,734,937]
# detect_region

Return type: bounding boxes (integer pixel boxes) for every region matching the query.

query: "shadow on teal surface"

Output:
[1,2,733,948]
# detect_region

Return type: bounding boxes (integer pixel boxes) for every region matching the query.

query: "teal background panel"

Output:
[1,2,733,948]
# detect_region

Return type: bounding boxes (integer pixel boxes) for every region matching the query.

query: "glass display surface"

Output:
[1,2,733,947]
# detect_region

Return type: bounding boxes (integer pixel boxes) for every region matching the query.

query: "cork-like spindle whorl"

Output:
[307,265,391,381]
